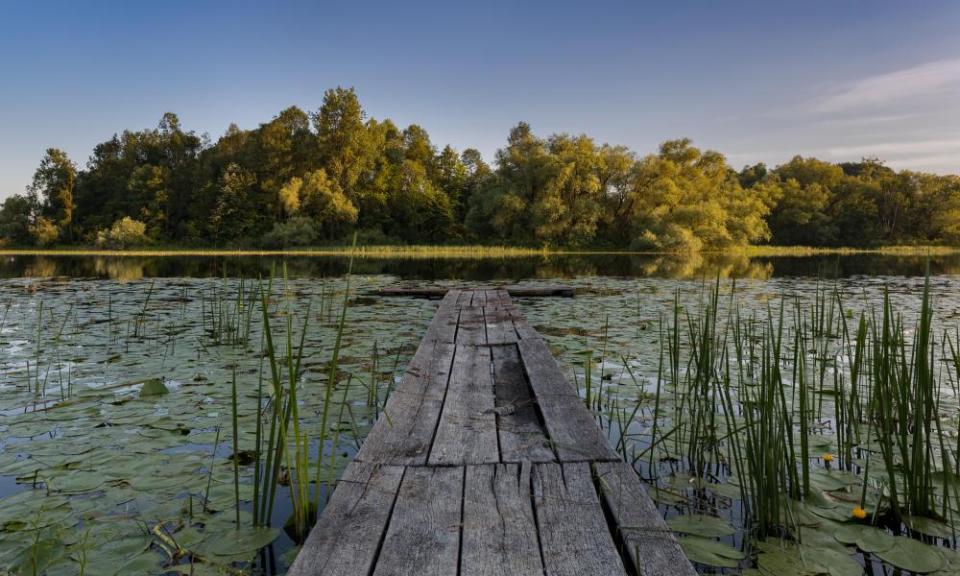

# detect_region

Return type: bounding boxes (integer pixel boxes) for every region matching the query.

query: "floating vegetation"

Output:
[524,273,960,575]
[0,274,433,574]
[6,265,960,575]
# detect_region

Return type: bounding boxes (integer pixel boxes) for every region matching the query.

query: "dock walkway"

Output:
[289,289,695,576]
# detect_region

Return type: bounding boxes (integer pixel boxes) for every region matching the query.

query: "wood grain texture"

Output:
[461,463,544,576]
[518,338,618,462]
[456,304,487,345]
[421,290,460,344]
[533,462,627,576]
[373,286,575,298]
[356,341,455,465]
[593,461,697,576]
[472,289,487,307]
[484,303,520,344]
[429,345,499,465]
[296,285,693,575]
[492,344,555,462]
[456,290,474,308]
[508,307,541,341]
[287,462,403,576]
[372,466,464,576]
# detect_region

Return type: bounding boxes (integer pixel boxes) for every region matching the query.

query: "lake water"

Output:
[2,253,960,575]
[2,252,960,280]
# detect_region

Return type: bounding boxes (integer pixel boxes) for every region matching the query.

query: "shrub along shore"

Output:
[0,244,957,259]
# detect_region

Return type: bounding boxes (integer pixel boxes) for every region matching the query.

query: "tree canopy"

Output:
[3,87,959,251]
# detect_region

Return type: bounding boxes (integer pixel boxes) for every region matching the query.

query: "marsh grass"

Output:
[602,272,960,571]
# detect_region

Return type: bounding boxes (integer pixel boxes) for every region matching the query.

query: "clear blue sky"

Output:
[2,0,959,199]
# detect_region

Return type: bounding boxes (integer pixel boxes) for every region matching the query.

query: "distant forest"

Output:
[2,87,959,251]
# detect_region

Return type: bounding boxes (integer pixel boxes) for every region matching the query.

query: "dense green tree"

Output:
[0,194,35,245]
[8,87,960,250]
[625,140,770,252]
[315,87,374,201]
[28,148,76,241]
[298,169,358,238]
[210,163,258,244]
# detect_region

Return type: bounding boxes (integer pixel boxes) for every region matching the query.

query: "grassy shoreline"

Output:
[0,244,957,258]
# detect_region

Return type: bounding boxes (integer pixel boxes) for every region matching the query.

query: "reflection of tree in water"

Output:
[93,257,145,282]
[22,257,58,278]
[0,253,959,280]
[644,253,774,280]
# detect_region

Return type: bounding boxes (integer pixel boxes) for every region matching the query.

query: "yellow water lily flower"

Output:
[823,453,834,463]
[852,506,867,519]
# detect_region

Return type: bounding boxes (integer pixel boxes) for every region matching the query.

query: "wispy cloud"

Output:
[814,58,960,113]
[889,152,960,170]
[814,112,919,127]
[827,138,960,157]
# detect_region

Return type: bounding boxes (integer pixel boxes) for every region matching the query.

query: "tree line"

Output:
[2,87,959,251]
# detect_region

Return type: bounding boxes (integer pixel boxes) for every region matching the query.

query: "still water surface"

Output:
[1,253,959,575]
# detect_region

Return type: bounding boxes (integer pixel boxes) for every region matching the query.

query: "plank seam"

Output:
[488,345,505,464]
[365,465,407,576]
[514,343,562,463]
[425,342,459,462]
[455,460,467,576]
[592,463,642,576]
[526,462,550,576]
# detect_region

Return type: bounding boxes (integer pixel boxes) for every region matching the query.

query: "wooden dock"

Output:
[288,289,695,576]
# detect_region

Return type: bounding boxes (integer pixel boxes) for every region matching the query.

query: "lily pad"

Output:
[667,514,736,538]
[197,526,279,557]
[855,525,897,553]
[876,537,944,573]
[906,515,954,539]
[679,536,744,568]
[139,378,169,398]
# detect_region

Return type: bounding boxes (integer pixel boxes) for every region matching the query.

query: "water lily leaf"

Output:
[854,525,897,553]
[808,504,851,523]
[797,526,853,555]
[876,537,944,573]
[198,526,278,557]
[833,524,864,545]
[8,538,66,574]
[706,481,742,499]
[140,378,169,398]
[906,515,954,539]
[649,486,686,505]
[810,470,857,491]
[756,548,822,576]
[667,514,735,538]
[49,471,105,493]
[817,548,863,576]
[679,536,744,568]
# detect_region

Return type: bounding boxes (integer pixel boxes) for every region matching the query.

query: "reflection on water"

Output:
[1,252,958,280]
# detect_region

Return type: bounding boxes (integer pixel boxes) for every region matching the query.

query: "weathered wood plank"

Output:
[461,463,544,576]
[456,290,474,308]
[518,338,617,461]
[472,289,487,307]
[373,286,575,298]
[492,344,555,462]
[508,307,540,340]
[456,304,487,345]
[372,466,464,576]
[594,461,697,576]
[287,462,403,576]
[296,284,694,575]
[421,290,460,344]
[484,302,520,344]
[429,345,499,465]
[356,341,455,465]
[533,462,627,576]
